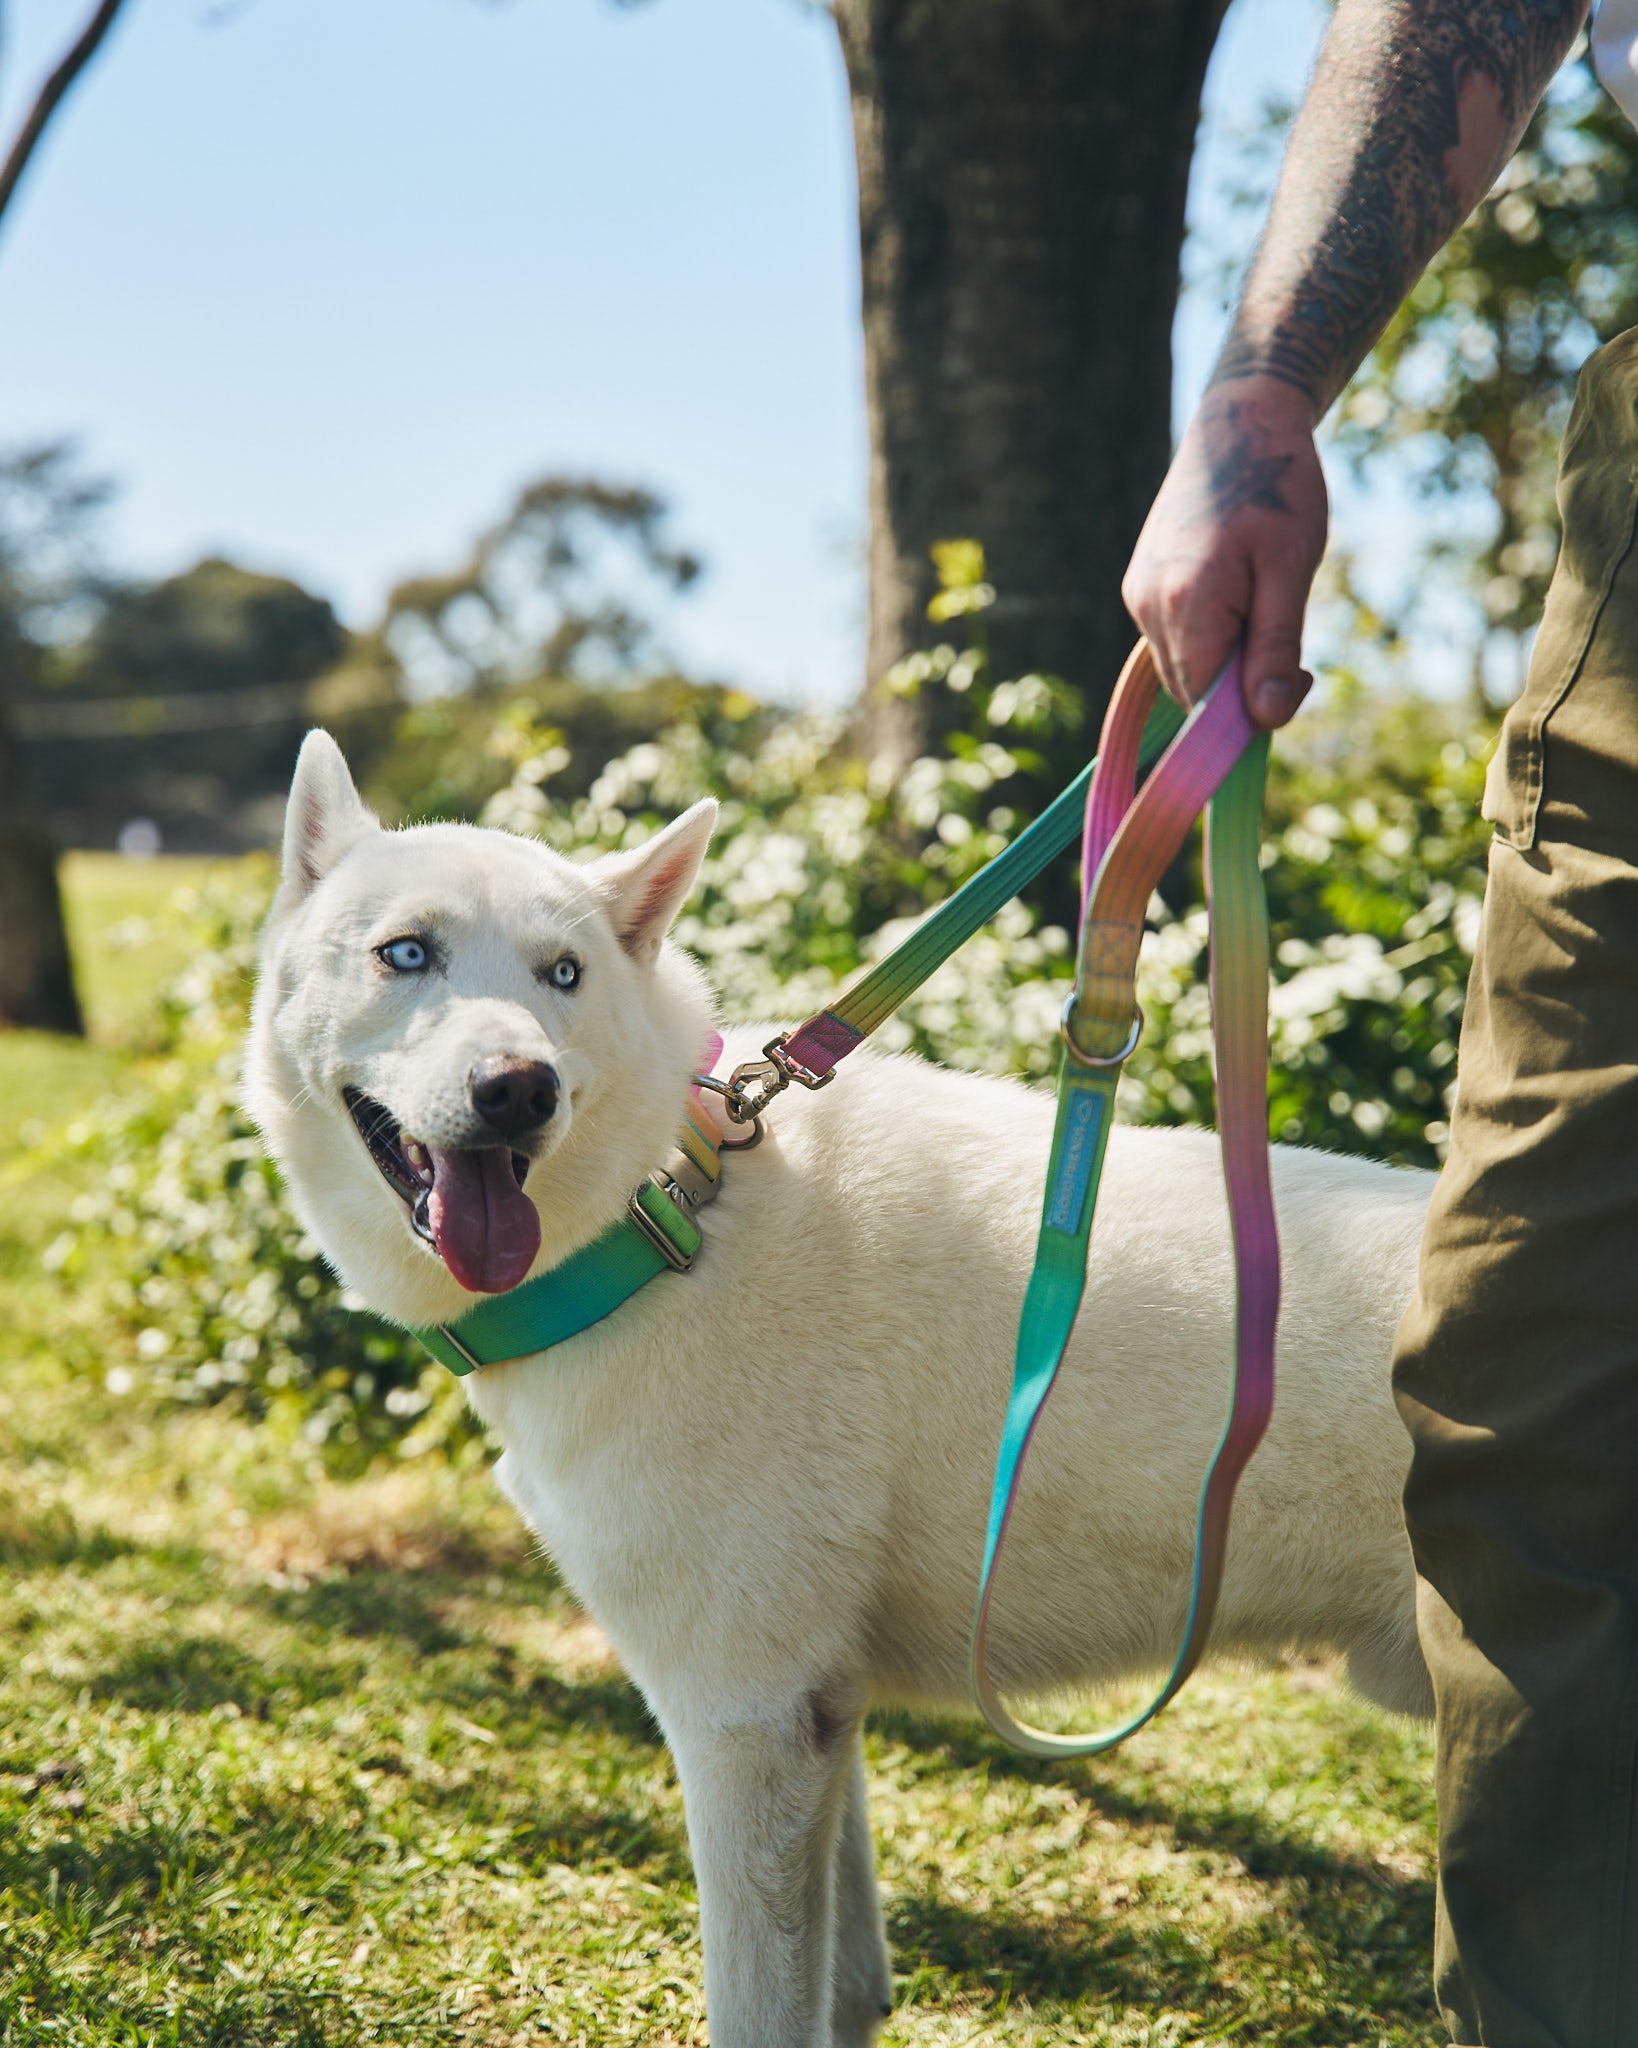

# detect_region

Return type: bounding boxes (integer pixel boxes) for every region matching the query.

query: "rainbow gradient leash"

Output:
[967,641,1278,1755]
[724,639,1278,1757]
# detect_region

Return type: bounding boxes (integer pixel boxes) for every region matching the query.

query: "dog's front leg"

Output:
[829,1731,894,2045]
[666,1694,863,2048]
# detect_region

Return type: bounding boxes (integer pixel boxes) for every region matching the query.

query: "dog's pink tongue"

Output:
[426,1147,540,1294]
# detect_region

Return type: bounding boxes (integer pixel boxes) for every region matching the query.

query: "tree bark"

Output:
[838,0,1229,773]
[0,687,83,1033]
[0,0,133,1035]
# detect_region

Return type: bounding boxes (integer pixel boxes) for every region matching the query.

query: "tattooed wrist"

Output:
[1175,401,1299,527]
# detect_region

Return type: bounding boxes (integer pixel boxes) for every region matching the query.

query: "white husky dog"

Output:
[246,731,1432,2048]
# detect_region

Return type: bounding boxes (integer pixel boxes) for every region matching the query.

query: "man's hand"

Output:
[1123,375,1327,731]
[1123,0,1584,732]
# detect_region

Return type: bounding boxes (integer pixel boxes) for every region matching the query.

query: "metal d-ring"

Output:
[1059,993,1143,1070]
[718,1115,764,1152]
[691,1074,766,1150]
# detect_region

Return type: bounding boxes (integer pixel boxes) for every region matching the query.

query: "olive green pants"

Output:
[1394,326,1638,2046]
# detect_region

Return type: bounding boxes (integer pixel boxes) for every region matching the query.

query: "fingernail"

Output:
[1253,676,1298,724]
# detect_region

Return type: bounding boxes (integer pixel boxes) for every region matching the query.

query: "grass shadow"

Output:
[871,1702,1436,2029]
[493,1804,693,1886]
[0,1500,137,1571]
[887,1878,1434,2027]
[2,1950,453,2048]
[86,1634,293,1715]
[515,1665,665,1747]
[871,1702,1420,1887]
[259,1574,467,1656]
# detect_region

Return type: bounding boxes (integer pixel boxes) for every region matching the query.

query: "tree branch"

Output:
[0,0,131,239]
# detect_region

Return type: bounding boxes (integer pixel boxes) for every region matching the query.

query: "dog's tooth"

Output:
[403,1137,433,1182]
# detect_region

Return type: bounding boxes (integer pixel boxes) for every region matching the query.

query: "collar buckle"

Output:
[627,1172,702,1273]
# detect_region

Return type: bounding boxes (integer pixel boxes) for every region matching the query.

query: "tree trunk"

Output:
[0,0,135,1038]
[0,689,83,1034]
[838,0,1229,775]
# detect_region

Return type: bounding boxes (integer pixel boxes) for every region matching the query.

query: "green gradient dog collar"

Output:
[413,1095,721,1375]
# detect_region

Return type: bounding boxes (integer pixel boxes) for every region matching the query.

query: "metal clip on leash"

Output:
[691,1036,837,1148]
[968,639,1280,1759]
[714,1035,837,1129]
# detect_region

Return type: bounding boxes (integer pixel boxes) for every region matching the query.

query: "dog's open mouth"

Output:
[344,1088,539,1295]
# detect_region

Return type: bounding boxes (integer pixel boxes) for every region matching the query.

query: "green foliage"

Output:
[0,439,113,653]
[1337,52,1638,650]
[879,540,1084,792]
[48,557,345,704]
[360,673,770,829]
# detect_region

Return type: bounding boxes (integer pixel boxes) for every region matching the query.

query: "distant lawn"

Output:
[60,851,258,1046]
[0,857,1442,2046]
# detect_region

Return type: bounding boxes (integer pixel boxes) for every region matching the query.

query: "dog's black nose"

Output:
[469,1058,558,1138]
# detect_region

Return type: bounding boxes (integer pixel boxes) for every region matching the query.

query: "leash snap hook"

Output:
[706,1059,785,1127]
[1059,995,1143,1070]
[713,1034,835,1130]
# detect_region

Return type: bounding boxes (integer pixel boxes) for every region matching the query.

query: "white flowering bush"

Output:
[487,697,1085,1081]
[1122,688,1492,1164]
[49,632,1495,1457]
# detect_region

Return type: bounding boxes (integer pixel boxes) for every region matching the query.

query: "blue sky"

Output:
[0,0,1325,705]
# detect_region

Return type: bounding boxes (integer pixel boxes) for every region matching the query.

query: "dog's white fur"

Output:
[246,731,1432,2048]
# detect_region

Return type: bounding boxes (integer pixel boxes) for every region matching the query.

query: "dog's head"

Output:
[245,730,717,1328]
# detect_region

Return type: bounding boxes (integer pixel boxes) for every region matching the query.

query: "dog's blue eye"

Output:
[380,937,428,973]
[547,956,581,992]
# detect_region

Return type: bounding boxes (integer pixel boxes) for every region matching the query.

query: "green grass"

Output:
[59,853,238,1048]
[0,859,1442,2046]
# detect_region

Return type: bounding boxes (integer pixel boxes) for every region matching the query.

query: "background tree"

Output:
[0,0,134,1033]
[0,443,113,1032]
[381,476,701,699]
[361,476,740,828]
[22,556,353,850]
[836,0,1231,775]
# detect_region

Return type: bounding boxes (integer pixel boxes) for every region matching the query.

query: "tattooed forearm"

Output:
[1212,0,1588,416]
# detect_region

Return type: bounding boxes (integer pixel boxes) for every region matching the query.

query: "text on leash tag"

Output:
[1047,1089,1106,1237]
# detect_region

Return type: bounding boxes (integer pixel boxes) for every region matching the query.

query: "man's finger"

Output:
[1166,593,1249,713]
[1240,562,1313,730]
[1121,568,1182,703]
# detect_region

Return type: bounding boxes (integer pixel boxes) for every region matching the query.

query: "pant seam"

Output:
[1516,465,1638,850]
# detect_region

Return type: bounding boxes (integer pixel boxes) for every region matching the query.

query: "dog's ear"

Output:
[278,730,379,905]
[593,798,717,963]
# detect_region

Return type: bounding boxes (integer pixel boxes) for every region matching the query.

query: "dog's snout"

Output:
[469,1058,559,1139]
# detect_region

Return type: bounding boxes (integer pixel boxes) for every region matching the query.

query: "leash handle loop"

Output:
[969,640,1280,1759]
[1068,641,1258,1059]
